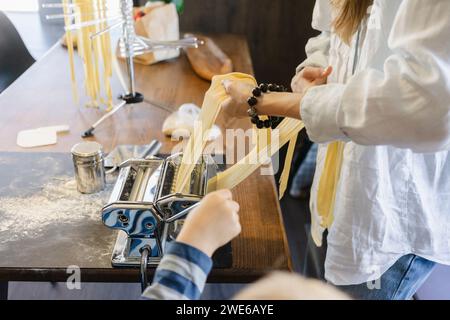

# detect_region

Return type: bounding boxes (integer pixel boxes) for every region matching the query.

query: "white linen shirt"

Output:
[299,0,450,285]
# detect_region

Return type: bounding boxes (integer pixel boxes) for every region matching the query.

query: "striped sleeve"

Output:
[141,241,213,300]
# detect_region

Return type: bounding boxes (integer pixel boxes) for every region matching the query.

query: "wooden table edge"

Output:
[0,267,288,283]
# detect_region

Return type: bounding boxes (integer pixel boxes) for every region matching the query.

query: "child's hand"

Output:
[176,189,241,257]
[291,66,332,94]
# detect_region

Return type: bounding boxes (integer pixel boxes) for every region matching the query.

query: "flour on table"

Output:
[0,176,112,244]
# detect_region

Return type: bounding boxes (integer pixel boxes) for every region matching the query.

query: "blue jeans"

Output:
[336,254,436,300]
[289,143,318,197]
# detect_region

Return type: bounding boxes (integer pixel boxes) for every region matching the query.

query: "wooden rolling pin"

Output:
[185,34,233,81]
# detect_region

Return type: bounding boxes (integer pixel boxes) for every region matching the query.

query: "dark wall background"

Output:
[139,0,318,86]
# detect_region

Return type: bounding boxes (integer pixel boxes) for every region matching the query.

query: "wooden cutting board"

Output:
[185,34,234,81]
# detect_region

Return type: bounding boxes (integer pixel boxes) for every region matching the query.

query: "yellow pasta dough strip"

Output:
[177,72,344,221]
[174,73,300,196]
[98,0,113,110]
[92,28,102,105]
[175,73,258,193]
[64,0,113,109]
[316,141,345,228]
[278,134,298,200]
[176,73,305,196]
[75,0,93,101]
[62,0,79,104]
[207,118,304,192]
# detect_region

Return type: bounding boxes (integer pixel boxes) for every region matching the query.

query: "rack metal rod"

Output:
[64,16,122,31]
[120,0,137,96]
[90,20,124,39]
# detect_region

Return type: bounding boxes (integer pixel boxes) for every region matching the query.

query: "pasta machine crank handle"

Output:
[139,227,163,292]
[139,245,151,292]
[164,201,201,224]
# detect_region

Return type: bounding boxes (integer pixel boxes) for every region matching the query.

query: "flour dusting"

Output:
[0,176,112,244]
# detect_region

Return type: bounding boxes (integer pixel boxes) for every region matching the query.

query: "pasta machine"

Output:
[101,153,218,268]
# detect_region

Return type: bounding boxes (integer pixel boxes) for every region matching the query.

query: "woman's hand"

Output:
[221,79,255,118]
[291,66,332,94]
[220,72,317,121]
[176,189,241,257]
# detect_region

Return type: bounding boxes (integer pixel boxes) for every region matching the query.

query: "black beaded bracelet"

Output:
[247,83,287,129]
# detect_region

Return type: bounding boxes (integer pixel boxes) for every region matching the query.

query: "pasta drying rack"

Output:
[44,0,202,138]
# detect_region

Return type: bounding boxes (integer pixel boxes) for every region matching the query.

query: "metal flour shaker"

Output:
[71,141,106,194]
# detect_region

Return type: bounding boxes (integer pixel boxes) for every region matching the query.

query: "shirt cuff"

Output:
[296,53,329,74]
[167,241,213,275]
[141,241,213,300]
[300,84,350,143]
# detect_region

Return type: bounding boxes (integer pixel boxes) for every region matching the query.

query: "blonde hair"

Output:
[332,0,373,44]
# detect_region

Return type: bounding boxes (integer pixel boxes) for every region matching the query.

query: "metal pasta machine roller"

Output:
[101,153,218,267]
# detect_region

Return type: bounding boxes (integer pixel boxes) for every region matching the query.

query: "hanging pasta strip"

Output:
[60,0,122,110]
[175,73,258,193]
[99,0,113,110]
[176,72,304,199]
[75,0,94,104]
[207,118,304,192]
[91,12,103,107]
[278,134,298,199]
[62,0,79,104]
[88,0,101,106]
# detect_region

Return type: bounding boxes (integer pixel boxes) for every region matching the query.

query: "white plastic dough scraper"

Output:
[17,125,70,148]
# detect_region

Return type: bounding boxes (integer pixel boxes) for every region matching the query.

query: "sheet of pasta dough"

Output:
[175,73,305,199]
[174,73,257,193]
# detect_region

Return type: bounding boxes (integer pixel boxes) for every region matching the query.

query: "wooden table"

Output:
[0,34,291,297]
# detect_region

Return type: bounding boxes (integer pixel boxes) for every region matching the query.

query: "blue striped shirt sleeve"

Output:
[141,241,213,300]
